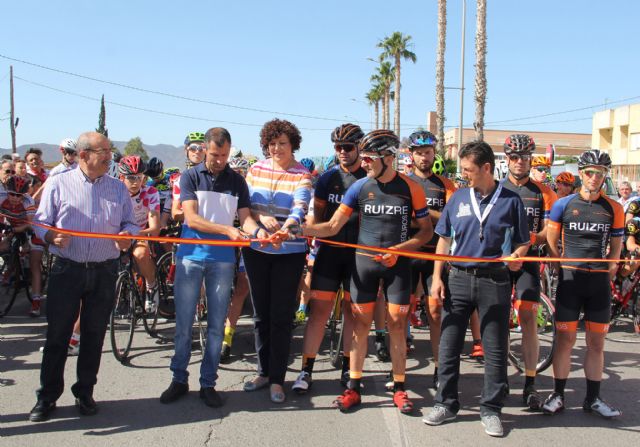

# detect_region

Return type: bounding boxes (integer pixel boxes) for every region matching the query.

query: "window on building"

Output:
[630,133,640,151]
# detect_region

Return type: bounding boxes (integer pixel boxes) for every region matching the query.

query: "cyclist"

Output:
[501,134,557,409]
[49,138,78,177]
[171,132,207,223]
[554,172,575,199]
[530,155,552,186]
[118,156,161,313]
[24,148,48,203]
[291,123,367,394]
[405,130,456,390]
[543,149,624,418]
[0,176,40,316]
[302,129,433,414]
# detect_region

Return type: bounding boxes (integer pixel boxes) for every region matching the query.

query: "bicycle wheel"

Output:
[110,272,135,363]
[156,251,175,318]
[508,292,556,373]
[196,294,207,355]
[328,289,344,368]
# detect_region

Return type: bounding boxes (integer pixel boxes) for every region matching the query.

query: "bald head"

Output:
[77,131,110,153]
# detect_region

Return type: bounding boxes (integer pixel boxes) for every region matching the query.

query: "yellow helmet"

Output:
[531,155,551,168]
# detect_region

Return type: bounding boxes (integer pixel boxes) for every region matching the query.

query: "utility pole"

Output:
[457,0,466,173]
[10,65,16,153]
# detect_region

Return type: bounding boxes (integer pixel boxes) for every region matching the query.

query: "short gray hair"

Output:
[619,181,632,189]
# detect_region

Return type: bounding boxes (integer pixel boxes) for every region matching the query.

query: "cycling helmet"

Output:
[247,156,258,166]
[107,159,119,178]
[5,175,30,194]
[432,154,445,175]
[407,131,437,150]
[503,134,535,155]
[555,171,575,185]
[229,157,250,171]
[323,155,337,171]
[531,155,551,168]
[145,157,164,179]
[399,155,413,166]
[164,167,180,177]
[577,149,611,170]
[455,173,469,187]
[59,138,77,152]
[230,146,243,158]
[331,123,364,144]
[359,129,399,155]
[184,132,205,146]
[118,155,147,176]
[300,158,315,172]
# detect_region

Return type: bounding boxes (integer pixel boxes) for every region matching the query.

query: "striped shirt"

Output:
[245,158,312,254]
[34,167,139,262]
[49,161,78,177]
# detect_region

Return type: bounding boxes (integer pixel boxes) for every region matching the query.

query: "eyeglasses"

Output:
[8,192,23,198]
[360,154,385,164]
[534,167,550,173]
[187,144,205,153]
[334,143,356,153]
[124,174,145,182]
[582,169,606,179]
[87,148,113,157]
[64,149,77,156]
[3,169,15,175]
[508,154,531,162]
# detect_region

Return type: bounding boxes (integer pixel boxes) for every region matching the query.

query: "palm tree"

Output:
[436,0,447,155]
[474,0,487,141]
[378,32,417,136]
[366,85,383,129]
[370,61,393,129]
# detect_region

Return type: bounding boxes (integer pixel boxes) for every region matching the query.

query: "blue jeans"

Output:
[170,258,235,388]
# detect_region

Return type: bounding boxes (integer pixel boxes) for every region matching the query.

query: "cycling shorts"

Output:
[350,253,411,310]
[555,268,611,332]
[509,261,541,309]
[310,244,354,300]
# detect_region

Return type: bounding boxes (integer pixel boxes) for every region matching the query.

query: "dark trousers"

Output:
[37,258,119,402]
[241,248,306,385]
[435,267,511,416]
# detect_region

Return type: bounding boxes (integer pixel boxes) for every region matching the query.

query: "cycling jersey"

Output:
[548,192,624,272]
[314,165,366,244]
[502,177,556,241]
[0,193,36,227]
[129,185,160,229]
[148,168,180,211]
[407,172,456,252]
[625,198,640,217]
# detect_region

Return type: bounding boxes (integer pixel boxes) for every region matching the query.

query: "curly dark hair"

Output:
[259,119,302,158]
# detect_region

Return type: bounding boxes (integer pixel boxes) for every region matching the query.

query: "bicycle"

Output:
[0,231,34,317]
[609,262,640,334]
[109,245,160,363]
[327,286,345,368]
[508,287,556,374]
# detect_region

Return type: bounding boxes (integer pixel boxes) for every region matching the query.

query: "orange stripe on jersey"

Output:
[338,203,353,217]
[515,300,540,312]
[548,221,562,231]
[388,303,411,316]
[350,302,375,314]
[399,173,428,216]
[555,321,578,332]
[536,180,557,213]
[601,194,625,231]
[437,174,457,202]
[585,321,610,333]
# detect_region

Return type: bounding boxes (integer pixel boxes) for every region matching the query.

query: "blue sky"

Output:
[1,0,638,159]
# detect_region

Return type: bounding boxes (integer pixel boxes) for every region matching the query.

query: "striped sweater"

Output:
[246,158,312,254]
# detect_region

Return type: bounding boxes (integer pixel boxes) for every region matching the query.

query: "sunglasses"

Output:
[8,192,23,197]
[508,154,531,162]
[360,154,385,164]
[413,137,437,146]
[187,144,205,153]
[334,143,356,153]
[582,169,606,179]
[534,167,550,173]
[3,169,15,175]
[64,149,78,156]
[125,174,145,182]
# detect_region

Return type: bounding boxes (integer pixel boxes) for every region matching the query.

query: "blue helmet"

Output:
[300,158,315,172]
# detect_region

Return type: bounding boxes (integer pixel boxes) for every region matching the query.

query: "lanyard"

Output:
[469,182,502,241]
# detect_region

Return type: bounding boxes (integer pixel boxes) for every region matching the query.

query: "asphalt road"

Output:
[2,297,639,446]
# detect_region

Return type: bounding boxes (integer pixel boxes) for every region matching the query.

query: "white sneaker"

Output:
[145,286,159,313]
[481,414,504,437]
[583,397,621,418]
[291,371,312,394]
[542,392,565,415]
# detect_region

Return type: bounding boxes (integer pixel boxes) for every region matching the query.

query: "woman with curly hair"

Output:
[242,119,312,403]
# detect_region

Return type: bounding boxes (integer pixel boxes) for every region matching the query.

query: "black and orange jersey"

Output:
[407,172,456,252]
[339,172,429,249]
[314,164,366,244]
[548,192,624,271]
[502,177,556,253]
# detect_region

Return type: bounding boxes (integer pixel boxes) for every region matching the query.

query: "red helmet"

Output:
[118,156,147,176]
[555,172,575,185]
[5,175,30,194]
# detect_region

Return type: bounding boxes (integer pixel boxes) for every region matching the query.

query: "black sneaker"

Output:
[160,381,189,404]
[29,400,56,422]
[220,343,231,363]
[200,387,223,407]
[523,385,542,411]
[375,340,390,362]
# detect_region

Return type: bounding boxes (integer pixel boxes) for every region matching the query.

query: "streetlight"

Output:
[458,0,466,174]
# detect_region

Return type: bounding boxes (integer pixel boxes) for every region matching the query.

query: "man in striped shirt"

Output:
[29,131,139,422]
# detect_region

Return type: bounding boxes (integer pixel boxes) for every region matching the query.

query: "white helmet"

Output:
[230,146,242,158]
[59,138,77,151]
[107,159,119,178]
[494,159,508,180]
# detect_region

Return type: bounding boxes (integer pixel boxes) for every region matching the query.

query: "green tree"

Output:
[436,0,447,154]
[370,61,394,129]
[123,137,149,161]
[96,94,108,137]
[366,84,384,129]
[378,32,417,136]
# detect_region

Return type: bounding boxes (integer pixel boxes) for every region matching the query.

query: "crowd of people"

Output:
[9,122,629,437]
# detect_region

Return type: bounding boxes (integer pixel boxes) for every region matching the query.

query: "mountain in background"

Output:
[0,142,187,168]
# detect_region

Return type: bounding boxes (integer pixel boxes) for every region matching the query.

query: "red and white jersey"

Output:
[130,185,160,229]
[170,172,182,211]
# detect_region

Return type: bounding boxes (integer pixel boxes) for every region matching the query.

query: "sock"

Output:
[69,332,80,346]
[298,303,307,313]
[302,355,316,375]
[433,366,438,377]
[554,378,567,396]
[341,355,350,375]
[473,339,481,345]
[223,326,235,347]
[349,371,362,394]
[585,379,600,403]
[524,372,536,389]
[32,294,41,302]
[375,330,385,342]
[393,374,406,392]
